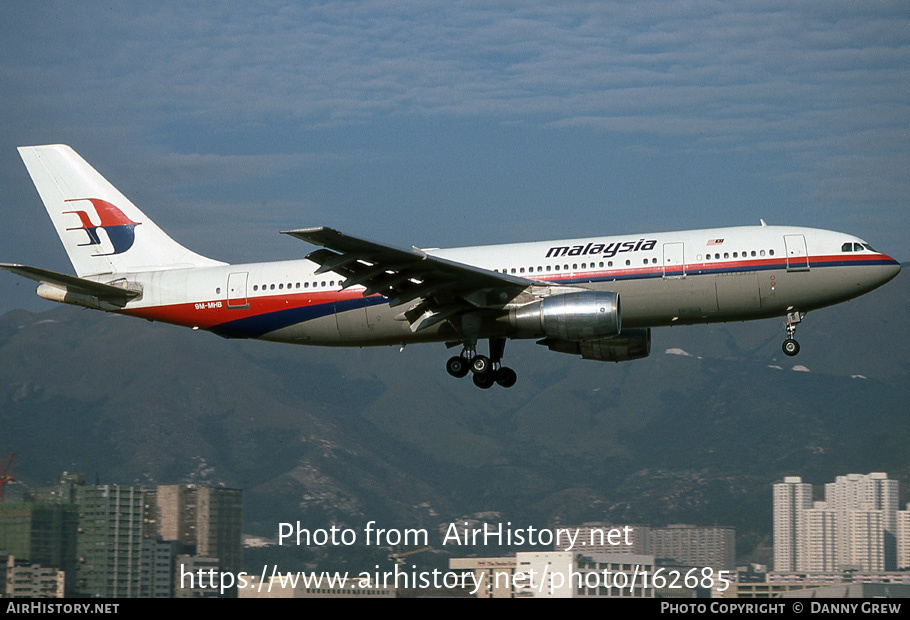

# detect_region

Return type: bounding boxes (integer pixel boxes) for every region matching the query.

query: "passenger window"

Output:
[270,284,275,290]
[625,260,630,266]
[546,266,551,272]
[760,250,765,256]
[769,249,774,256]
[751,250,756,257]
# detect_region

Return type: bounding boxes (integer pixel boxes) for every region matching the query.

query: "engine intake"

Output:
[510,291,621,341]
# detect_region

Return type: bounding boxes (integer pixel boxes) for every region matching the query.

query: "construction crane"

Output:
[388,545,433,566]
[0,452,15,502]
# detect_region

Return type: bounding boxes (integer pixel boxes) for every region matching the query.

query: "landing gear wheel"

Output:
[446,356,470,378]
[472,372,496,389]
[782,338,800,357]
[781,311,804,357]
[495,367,517,388]
[471,355,492,375]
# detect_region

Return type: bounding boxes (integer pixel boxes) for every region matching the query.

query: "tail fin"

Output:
[18,144,225,277]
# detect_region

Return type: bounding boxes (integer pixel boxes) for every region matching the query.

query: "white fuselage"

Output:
[115,224,900,347]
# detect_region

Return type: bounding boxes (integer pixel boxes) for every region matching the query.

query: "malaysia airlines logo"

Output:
[63,198,141,255]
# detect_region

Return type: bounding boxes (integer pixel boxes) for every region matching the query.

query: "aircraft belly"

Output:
[764,264,887,312]
[260,301,458,346]
[605,275,718,326]
[335,303,367,338]
[715,272,762,317]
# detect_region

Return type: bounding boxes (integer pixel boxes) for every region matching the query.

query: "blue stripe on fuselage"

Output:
[207,256,894,337]
[210,295,388,339]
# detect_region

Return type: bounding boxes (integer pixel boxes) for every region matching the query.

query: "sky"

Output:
[1,1,908,312]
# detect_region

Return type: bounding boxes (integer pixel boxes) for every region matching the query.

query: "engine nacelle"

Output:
[36,284,123,312]
[510,291,621,341]
[540,328,651,362]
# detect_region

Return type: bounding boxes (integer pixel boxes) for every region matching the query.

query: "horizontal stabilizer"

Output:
[0,263,140,307]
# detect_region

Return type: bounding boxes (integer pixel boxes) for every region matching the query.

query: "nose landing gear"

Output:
[446,337,517,389]
[782,311,803,357]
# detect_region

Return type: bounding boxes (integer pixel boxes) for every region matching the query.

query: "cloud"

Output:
[1,1,907,255]
[5,2,907,134]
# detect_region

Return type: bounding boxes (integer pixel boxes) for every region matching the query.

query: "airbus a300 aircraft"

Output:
[2,145,901,388]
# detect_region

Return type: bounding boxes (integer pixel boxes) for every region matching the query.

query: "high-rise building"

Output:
[823,473,898,570]
[74,484,145,598]
[154,484,242,576]
[154,485,197,552]
[773,472,904,573]
[898,506,910,570]
[196,486,243,575]
[648,524,735,571]
[0,502,78,585]
[140,539,176,598]
[802,508,837,572]
[773,476,812,572]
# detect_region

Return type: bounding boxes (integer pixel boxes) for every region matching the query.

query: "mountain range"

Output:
[1,267,907,567]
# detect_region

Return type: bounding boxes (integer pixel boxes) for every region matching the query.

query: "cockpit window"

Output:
[853,243,865,252]
[842,242,853,252]
[862,243,876,252]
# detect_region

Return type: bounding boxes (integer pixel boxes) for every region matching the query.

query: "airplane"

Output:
[1,144,901,389]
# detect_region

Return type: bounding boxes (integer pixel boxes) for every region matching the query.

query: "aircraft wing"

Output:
[0,263,140,307]
[281,227,536,332]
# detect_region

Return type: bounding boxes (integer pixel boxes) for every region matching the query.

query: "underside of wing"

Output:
[281,227,537,333]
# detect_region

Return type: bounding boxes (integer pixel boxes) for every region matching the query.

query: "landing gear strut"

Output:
[782,311,803,357]
[446,337,517,389]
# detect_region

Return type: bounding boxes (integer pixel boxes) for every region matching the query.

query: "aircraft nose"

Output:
[879,256,901,285]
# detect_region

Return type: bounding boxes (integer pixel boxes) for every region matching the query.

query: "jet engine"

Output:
[509,291,621,341]
[539,328,651,362]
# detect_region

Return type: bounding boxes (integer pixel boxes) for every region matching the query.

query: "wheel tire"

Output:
[472,372,495,389]
[782,338,800,357]
[446,356,469,378]
[495,367,517,388]
[471,355,491,375]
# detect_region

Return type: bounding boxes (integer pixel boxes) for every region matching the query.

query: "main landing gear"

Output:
[782,311,803,357]
[446,337,517,389]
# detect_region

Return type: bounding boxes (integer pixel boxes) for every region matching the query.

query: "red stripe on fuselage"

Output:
[119,253,893,329]
[122,289,363,329]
